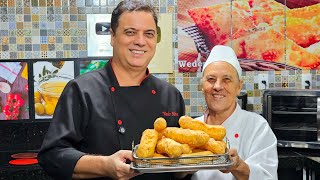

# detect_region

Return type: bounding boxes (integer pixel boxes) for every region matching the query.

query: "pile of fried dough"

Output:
[136,116,227,159]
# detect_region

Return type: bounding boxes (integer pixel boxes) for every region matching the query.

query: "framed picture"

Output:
[33,60,75,119]
[79,59,109,75]
[0,61,29,120]
[178,0,320,72]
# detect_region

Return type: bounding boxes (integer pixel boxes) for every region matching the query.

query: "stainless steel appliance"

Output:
[263,89,320,149]
[237,91,247,110]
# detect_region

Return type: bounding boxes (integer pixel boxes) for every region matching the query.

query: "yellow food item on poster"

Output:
[21,64,28,79]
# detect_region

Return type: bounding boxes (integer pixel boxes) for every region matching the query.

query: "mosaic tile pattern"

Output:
[0,0,319,116]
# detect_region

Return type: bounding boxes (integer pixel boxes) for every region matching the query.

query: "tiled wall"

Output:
[0,0,319,117]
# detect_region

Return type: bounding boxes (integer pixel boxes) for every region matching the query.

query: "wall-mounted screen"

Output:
[0,62,29,120]
[87,14,113,57]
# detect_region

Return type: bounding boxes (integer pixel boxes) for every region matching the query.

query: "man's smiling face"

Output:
[110,11,157,71]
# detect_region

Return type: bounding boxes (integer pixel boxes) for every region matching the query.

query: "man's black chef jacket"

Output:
[38,61,185,180]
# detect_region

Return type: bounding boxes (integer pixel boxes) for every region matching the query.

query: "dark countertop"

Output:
[0,147,319,180]
[278,147,320,173]
[0,151,52,180]
[304,157,320,174]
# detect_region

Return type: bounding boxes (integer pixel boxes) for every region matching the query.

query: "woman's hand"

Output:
[221,148,241,173]
[220,148,250,180]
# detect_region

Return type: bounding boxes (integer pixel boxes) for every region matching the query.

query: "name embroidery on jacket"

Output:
[162,111,179,116]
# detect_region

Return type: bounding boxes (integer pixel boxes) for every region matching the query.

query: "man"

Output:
[38,1,185,179]
[180,45,278,180]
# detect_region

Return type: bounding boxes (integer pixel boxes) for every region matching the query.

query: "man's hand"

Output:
[73,150,140,179]
[106,150,141,180]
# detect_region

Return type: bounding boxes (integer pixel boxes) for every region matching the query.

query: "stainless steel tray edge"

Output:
[130,144,234,173]
[130,160,234,173]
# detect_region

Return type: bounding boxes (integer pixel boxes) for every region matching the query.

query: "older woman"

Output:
[179,45,278,180]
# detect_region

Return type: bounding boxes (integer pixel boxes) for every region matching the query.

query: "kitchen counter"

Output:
[278,147,320,180]
[0,165,51,180]
[0,148,319,180]
[0,151,52,180]
[302,156,320,179]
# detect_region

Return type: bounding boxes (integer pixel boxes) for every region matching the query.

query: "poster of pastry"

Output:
[0,62,29,120]
[178,0,320,72]
[33,61,74,119]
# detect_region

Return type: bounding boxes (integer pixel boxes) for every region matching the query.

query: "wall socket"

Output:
[258,74,269,90]
[301,74,312,89]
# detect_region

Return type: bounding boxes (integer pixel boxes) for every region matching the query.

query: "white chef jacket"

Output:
[191,103,278,180]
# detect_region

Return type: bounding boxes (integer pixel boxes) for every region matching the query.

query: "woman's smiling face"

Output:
[202,61,243,114]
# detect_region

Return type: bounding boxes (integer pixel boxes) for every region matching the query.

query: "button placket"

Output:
[117,119,125,134]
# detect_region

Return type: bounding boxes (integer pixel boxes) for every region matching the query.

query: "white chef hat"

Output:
[202,45,242,78]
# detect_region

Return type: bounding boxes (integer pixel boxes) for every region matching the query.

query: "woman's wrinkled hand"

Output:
[220,148,249,180]
[220,148,241,173]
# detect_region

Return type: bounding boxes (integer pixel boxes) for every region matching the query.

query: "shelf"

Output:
[273,127,317,131]
[272,111,317,115]
[272,122,317,131]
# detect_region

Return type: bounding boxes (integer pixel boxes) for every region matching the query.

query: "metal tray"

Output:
[130,145,234,173]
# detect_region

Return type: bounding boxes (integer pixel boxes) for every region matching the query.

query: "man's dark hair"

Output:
[111,0,158,34]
